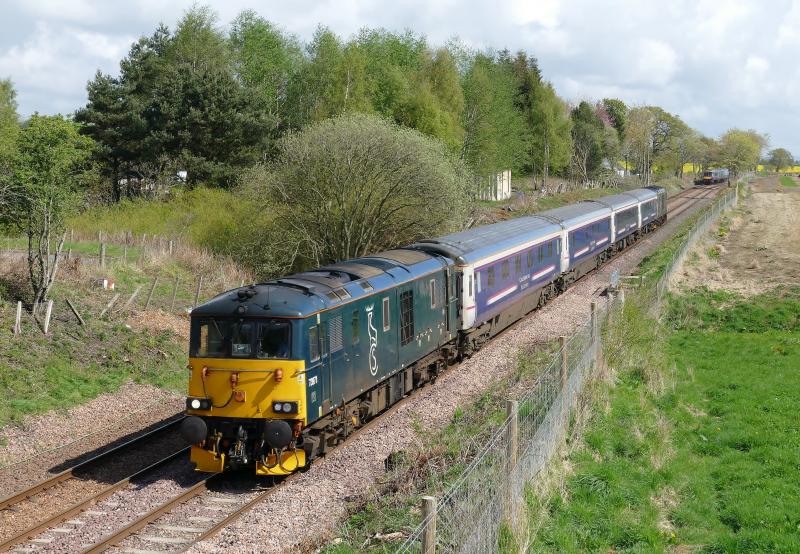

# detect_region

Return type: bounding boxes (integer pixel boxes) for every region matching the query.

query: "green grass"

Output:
[0,312,187,427]
[528,290,800,552]
[67,187,254,251]
[779,175,797,188]
[320,345,558,553]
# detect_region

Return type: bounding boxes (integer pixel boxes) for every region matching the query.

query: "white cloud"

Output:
[0,0,799,154]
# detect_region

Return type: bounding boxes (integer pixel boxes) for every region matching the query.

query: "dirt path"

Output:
[674,176,800,293]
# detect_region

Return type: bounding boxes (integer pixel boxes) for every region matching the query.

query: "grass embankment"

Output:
[528,287,800,552]
[779,175,797,188]
[0,231,248,428]
[321,345,558,553]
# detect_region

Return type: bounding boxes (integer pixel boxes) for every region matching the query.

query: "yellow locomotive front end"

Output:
[180,302,312,476]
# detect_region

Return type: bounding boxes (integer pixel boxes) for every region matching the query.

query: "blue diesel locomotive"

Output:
[180,186,667,475]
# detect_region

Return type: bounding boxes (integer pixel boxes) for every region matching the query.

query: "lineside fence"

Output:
[397,180,742,553]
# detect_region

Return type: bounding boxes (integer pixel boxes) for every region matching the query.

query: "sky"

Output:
[1,0,799,156]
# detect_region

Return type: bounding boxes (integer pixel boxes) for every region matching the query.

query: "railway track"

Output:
[0,415,186,552]
[667,184,723,219]
[5,183,724,554]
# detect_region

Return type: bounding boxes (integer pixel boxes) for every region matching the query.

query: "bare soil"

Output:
[674,176,800,293]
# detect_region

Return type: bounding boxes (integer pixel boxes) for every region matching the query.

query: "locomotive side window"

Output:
[257,319,290,359]
[429,280,436,308]
[193,319,226,357]
[382,297,391,331]
[309,326,320,362]
[400,290,414,346]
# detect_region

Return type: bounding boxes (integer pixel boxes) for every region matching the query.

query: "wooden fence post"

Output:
[14,301,22,336]
[421,496,437,554]
[170,277,179,311]
[43,300,54,335]
[144,276,159,310]
[193,276,203,308]
[590,301,598,360]
[100,293,121,319]
[67,248,72,261]
[100,243,106,268]
[70,228,74,242]
[66,299,85,326]
[121,285,143,312]
[505,400,519,524]
[123,243,128,264]
[168,240,174,256]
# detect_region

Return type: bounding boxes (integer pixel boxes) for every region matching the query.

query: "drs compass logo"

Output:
[365,305,379,376]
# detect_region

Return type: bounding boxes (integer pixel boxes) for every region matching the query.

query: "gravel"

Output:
[189,195,718,553]
[0,382,183,500]
[18,456,204,553]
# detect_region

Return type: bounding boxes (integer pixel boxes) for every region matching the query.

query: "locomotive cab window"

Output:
[192,319,227,357]
[231,321,253,358]
[257,319,291,359]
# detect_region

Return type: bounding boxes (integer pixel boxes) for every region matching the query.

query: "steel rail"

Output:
[74,183,728,553]
[0,447,189,552]
[0,414,185,512]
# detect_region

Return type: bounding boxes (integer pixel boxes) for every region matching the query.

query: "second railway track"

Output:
[0,415,187,552]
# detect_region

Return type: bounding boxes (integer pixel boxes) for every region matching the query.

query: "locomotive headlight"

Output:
[186,397,211,410]
[272,401,298,414]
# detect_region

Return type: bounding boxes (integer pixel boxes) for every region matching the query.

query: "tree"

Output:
[601,98,627,142]
[719,129,765,175]
[0,79,19,216]
[460,53,527,177]
[570,101,605,180]
[767,147,793,172]
[9,115,94,315]
[241,113,471,270]
[530,81,572,181]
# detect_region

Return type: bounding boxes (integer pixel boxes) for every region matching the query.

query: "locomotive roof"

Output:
[191,248,446,319]
[412,216,562,265]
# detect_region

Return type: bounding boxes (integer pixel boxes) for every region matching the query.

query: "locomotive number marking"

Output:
[308,375,318,387]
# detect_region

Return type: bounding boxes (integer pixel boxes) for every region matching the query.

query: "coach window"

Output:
[309,326,320,362]
[527,251,533,268]
[547,241,553,257]
[382,297,391,331]
[515,255,522,274]
[502,260,510,279]
[487,267,495,287]
[538,245,544,263]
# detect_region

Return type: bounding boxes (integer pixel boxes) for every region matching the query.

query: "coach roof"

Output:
[412,216,562,265]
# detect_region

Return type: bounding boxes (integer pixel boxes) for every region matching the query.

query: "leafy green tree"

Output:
[720,129,766,175]
[530,81,572,180]
[601,98,627,142]
[9,115,94,313]
[0,79,18,163]
[241,113,471,270]
[460,53,527,177]
[0,79,19,216]
[767,147,794,172]
[570,101,606,180]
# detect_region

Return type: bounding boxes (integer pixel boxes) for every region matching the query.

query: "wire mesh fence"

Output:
[396,179,743,554]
